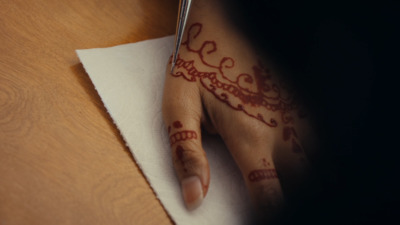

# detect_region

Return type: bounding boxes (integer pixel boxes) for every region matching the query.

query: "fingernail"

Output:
[181,176,203,210]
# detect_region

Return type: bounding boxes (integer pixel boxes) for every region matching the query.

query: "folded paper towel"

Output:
[76,36,251,225]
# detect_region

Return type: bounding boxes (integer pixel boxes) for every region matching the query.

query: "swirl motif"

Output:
[170,23,300,128]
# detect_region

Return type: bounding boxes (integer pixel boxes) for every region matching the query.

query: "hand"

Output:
[162,0,316,220]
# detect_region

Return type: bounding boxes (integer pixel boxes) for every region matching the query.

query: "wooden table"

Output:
[0,0,177,224]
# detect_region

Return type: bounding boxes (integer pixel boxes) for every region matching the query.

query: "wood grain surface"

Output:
[0,0,177,224]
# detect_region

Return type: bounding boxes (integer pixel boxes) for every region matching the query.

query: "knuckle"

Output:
[172,144,206,173]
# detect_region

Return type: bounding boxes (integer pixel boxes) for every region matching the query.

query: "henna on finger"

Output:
[247,158,278,183]
[168,121,201,174]
[169,130,198,146]
[168,120,198,147]
[247,159,285,221]
[248,169,278,182]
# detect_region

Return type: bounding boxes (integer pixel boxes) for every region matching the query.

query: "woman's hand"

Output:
[162,0,316,220]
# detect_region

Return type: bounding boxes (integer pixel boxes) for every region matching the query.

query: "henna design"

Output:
[249,159,277,182]
[173,121,183,128]
[262,158,270,167]
[168,122,195,172]
[169,130,198,146]
[168,121,197,146]
[170,23,301,127]
[248,169,278,182]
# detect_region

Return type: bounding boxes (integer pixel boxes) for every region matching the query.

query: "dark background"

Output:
[225,0,399,224]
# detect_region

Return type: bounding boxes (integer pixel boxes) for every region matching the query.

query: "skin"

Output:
[162,0,317,221]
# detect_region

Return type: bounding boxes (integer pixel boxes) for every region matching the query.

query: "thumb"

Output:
[162,75,210,210]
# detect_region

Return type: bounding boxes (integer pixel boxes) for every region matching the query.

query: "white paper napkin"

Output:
[76,36,251,225]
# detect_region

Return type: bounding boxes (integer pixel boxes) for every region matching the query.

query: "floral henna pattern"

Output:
[170,23,301,128]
